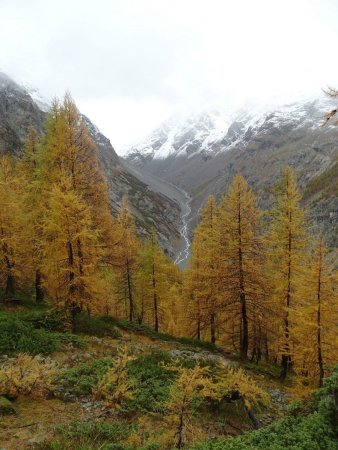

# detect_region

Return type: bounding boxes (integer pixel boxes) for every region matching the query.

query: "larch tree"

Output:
[188,196,220,343]
[294,237,338,388]
[39,95,113,254]
[17,127,45,303]
[136,229,178,332]
[0,156,30,301]
[218,174,266,360]
[184,227,204,340]
[267,167,308,379]
[112,196,140,322]
[143,230,160,331]
[36,95,114,320]
[41,176,103,326]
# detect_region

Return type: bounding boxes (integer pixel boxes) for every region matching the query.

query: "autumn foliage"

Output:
[0,94,336,394]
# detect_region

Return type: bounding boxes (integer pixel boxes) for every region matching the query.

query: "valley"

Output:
[0,72,337,450]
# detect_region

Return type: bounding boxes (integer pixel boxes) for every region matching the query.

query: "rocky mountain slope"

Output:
[0,72,183,257]
[126,99,338,247]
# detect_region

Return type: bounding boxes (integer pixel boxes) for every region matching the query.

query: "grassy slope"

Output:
[1,305,336,450]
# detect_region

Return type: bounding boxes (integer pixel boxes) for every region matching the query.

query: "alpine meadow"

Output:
[0,1,338,449]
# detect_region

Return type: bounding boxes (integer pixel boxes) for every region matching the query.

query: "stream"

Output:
[174,189,192,267]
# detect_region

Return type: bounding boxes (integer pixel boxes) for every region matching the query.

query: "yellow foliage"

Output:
[0,354,56,398]
[93,347,136,410]
[216,366,270,411]
[163,363,219,448]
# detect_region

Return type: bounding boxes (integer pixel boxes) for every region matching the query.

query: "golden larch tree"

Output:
[267,167,308,379]
[218,174,266,360]
[294,237,338,388]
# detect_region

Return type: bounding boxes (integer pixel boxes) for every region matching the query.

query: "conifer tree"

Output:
[36,95,114,318]
[294,237,338,388]
[39,95,113,255]
[143,230,164,331]
[187,196,220,343]
[17,127,45,303]
[267,167,307,379]
[184,227,204,340]
[0,156,29,301]
[136,229,179,332]
[41,175,103,325]
[218,174,265,360]
[112,196,140,322]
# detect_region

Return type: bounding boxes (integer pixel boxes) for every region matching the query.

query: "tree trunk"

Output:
[35,269,44,303]
[210,312,216,344]
[5,273,15,299]
[237,192,248,360]
[240,292,249,359]
[176,409,185,449]
[280,222,292,380]
[316,239,324,387]
[3,243,15,300]
[126,259,134,322]
[152,262,159,332]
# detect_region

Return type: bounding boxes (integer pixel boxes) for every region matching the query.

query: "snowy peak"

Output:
[126,98,335,165]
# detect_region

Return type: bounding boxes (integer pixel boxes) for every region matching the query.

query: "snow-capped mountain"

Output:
[127,98,335,165]
[126,97,338,248]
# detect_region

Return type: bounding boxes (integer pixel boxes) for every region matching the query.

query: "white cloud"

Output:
[0,0,337,152]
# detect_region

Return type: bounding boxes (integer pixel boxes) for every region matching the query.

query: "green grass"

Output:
[35,419,157,450]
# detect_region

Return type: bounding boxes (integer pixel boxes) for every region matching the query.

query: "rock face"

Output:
[0,72,45,155]
[0,72,182,257]
[126,99,338,247]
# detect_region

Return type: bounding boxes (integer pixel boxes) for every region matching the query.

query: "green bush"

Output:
[126,351,175,413]
[0,313,85,355]
[73,315,120,338]
[55,358,113,396]
[22,309,69,332]
[0,315,59,354]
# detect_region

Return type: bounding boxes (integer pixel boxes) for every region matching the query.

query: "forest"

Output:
[0,96,337,449]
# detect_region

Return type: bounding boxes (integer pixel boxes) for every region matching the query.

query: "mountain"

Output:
[0,72,184,257]
[126,99,338,247]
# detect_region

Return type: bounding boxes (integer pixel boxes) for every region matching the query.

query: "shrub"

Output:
[22,309,69,332]
[0,354,56,399]
[55,358,112,396]
[0,313,85,355]
[189,367,338,450]
[0,315,59,354]
[73,315,120,338]
[94,348,136,410]
[126,351,175,413]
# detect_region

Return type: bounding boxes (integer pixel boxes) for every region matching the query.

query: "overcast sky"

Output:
[1,0,338,153]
